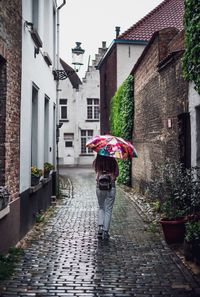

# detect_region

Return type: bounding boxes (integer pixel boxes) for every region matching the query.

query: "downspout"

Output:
[56,0,66,127]
[56,0,66,192]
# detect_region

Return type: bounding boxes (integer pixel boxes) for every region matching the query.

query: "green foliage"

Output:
[182,0,200,94]
[35,212,45,223]
[0,247,24,280]
[147,221,159,233]
[185,221,200,242]
[117,159,132,185]
[148,161,200,219]
[110,75,134,185]
[44,162,54,172]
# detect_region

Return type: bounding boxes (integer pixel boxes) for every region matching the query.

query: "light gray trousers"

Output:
[96,187,116,232]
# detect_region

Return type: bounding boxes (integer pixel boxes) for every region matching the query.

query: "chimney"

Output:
[115,26,120,38]
[102,41,106,48]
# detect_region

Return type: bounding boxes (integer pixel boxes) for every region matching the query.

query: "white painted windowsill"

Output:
[0,205,10,220]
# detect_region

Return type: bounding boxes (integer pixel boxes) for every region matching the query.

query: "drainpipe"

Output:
[56,0,66,194]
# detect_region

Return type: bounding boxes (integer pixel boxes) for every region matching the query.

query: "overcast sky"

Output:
[59,0,163,79]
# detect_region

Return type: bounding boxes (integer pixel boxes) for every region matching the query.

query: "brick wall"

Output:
[0,1,22,201]
[0,59,6,186]
[132,28,188,192]
[99,47,117,134]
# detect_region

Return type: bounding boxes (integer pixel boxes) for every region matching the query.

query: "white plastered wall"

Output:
[117,43,145,87]
[58,65,100,166]
[20,0,57,192]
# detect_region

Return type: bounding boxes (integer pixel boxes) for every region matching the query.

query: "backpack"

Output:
[98,173,112,190]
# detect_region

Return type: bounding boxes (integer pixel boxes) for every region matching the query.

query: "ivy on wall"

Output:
[182,0,200,94]
[110,75,134,185]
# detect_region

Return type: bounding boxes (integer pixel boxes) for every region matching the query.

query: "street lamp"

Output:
[53,42,85,80]
[72,42,85,71]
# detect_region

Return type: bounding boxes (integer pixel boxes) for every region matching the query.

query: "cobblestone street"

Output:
[0,167,200,297]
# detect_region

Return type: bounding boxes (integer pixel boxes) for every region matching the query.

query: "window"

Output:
[81,130,93,154]
[60,98,67,120]
[44,96,49,162]
[64,133,74,148]
[32,0,39,31]
[31,84,39,166]
[65,141,73,147]
[87,98,99,120]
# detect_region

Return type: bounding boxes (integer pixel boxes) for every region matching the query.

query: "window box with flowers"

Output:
[31,166,42,186]
[43,162,54,178]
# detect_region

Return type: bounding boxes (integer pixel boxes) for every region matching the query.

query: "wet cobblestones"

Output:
[0,168,200,297]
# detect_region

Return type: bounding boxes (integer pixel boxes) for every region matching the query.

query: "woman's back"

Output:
[93,154,119,178]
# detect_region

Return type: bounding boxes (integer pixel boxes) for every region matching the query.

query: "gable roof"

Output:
[60,58,82,89]
[118,0,184,42]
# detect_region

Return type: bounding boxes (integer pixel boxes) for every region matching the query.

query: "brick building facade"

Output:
[98,0,184,135]
[131,28,190,191]
[0,0,22,252]
[0,0,21,199]
[99,47,117,134]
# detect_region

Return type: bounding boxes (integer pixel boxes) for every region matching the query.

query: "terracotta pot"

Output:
[160,217,186,244]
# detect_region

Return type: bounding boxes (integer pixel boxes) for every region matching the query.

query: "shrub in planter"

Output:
[31,166,43,186]
[184,220,200,264]
[148,162,200,244]
[43,162,54,178]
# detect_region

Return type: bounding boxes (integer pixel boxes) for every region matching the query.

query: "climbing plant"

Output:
[182,0,200,94]
[110,75,134,185]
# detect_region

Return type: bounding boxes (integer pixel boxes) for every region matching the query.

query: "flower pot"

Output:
[160,217,186,244]
[44,170,50,178]
[31,175,40,186]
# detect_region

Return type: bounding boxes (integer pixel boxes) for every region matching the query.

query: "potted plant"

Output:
[43,162,54,178]
[148,162,192,244]
[31,166,42,186]
[184,220,200,264]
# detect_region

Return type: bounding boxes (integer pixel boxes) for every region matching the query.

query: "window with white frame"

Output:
[81,130,93,154]
[87,98,99,120]
[59,98,68,121]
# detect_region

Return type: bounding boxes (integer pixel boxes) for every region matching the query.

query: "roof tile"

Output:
[118,0,184,41]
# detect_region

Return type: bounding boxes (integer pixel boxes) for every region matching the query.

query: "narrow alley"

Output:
[0,168,200,297]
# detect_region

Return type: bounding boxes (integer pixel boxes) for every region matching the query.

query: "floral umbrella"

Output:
[86,135,138,159]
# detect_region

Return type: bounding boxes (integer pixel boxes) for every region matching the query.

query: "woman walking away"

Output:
[93,154,119,239]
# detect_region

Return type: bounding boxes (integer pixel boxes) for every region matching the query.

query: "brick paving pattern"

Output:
[0,167,200,297]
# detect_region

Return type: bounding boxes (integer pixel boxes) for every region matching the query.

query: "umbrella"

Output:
[86,134,138,159]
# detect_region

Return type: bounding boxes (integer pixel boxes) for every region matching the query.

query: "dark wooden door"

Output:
[178,112,191,168]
